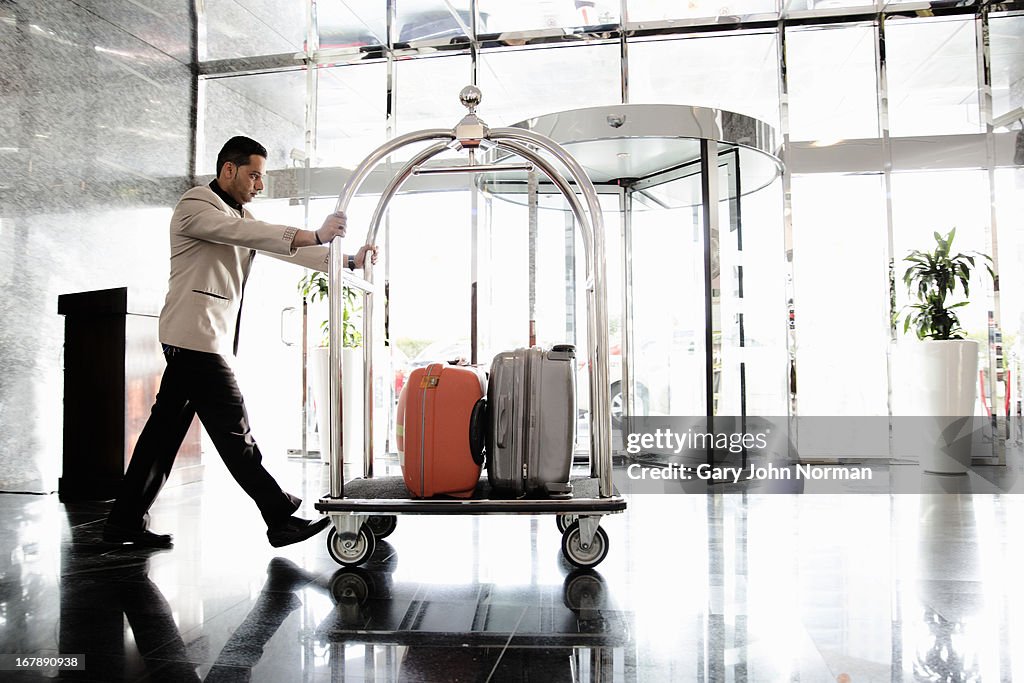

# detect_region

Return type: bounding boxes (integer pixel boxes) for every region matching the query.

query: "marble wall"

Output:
[0,1,193,491]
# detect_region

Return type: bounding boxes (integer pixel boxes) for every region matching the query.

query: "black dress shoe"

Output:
[103,523,174,548]
[267,516,331,548]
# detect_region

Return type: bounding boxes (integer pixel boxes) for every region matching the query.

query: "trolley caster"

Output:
[329,568,374,605]
[556,514,578,534]
[563,571,608,611]
[561,521,609,569]
[366,515,397,539]
[327,525,376,567]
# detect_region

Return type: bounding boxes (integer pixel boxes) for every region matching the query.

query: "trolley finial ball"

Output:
[459,85,482,111]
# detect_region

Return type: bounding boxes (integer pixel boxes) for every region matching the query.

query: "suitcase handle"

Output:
[496,394,509,449]
[469,398,487,466]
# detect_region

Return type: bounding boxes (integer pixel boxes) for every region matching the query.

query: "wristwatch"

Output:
[347,254,356,271]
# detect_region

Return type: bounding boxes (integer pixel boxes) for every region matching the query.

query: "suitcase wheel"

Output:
[327,525,376,567]
[561,522,609,569]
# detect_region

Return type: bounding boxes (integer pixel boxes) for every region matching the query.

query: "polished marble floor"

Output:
[2,456,1024,682]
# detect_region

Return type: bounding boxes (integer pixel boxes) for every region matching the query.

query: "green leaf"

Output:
[899,227,990,340]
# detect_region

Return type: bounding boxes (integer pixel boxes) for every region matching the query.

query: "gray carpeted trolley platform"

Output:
[315,87,626,569]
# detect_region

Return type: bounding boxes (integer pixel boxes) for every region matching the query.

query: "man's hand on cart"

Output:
[353,244,378,268]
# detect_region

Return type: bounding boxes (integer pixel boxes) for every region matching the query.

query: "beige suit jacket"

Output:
[158,185,331,355]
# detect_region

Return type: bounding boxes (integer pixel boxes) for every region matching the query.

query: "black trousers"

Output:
[108,345,300,529]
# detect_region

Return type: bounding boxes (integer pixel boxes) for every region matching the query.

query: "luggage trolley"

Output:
[316,86,626,569]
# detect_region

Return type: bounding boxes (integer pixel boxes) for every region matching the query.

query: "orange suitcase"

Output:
[396,363,487,498]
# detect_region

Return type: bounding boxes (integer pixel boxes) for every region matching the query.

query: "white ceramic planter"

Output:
[310,346,363,465]
[890,339,979,474]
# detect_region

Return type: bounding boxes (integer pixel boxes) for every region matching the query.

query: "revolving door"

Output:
[478,105,786,437]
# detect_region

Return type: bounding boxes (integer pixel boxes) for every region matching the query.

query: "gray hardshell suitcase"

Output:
[487,344,576,498]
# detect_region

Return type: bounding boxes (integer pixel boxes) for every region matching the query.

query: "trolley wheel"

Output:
[367,515,397,539]
[556,514,578,534]
[329,569,374,605]
[561,522,609,569]
[563,571,608,612]
[327,525,376,567]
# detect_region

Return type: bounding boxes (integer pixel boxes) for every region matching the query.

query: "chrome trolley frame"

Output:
[315,86,626,569]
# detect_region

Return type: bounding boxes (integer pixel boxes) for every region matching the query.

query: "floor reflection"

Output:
[60,550,201,682]
[49,503,635,682]
[318,561,633,681]
[4,457,1024,681]
[59,524,334,682]
[911,606,980,682]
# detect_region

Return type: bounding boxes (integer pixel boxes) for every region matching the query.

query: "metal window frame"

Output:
[189,0,1015,460]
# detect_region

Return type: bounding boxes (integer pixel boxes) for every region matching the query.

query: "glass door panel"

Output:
[629,174,708,418]
[735,176,788,416]
[625,150,787,427]
[717,157,743,417]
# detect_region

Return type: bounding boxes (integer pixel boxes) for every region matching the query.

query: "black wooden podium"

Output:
[57,287,202,501]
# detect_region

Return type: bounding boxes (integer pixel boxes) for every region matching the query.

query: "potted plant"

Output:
[891,228,994,474]
[297,271,363,348]
[297,272,363,464]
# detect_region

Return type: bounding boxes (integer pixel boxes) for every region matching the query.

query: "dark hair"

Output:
[215,136,268,176]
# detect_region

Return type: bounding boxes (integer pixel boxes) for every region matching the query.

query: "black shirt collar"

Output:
[209,179,244,217]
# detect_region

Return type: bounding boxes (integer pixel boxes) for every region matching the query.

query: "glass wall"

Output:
[890,170,993,336]
[629,32,781,129]
[990,14,1024,121]
[786,23,878,143]
[396,0,471,43]
[891,170,997,414]
[734,177,789,416]
[200,0,306,61]
[396,55,472,135]
[478,43,621,125]
[628,0,778,22]
[885,16,981,137]
[630,195,709,416]
[317,63,388,169]
[190,1,1024,460]
[477,0,619,32]
[199,70,307,175]
[790,173,889,416]
[387,191,474,358]
[995,169,1024,423]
